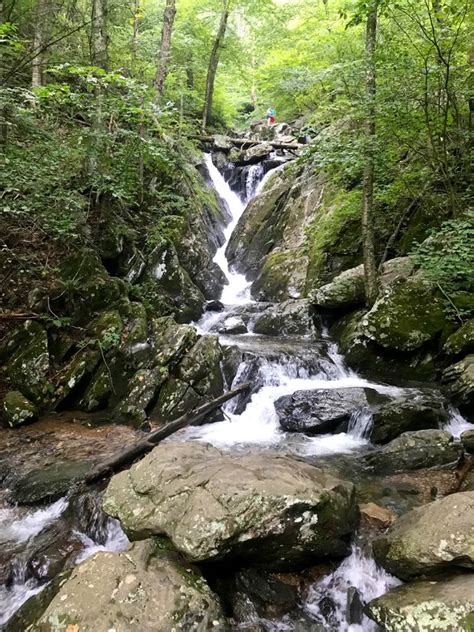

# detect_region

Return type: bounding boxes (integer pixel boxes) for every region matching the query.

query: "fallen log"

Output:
[84,382,251,485]
[198,135,303,151]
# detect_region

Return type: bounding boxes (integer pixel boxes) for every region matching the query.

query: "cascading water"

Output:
[182,154,411,630]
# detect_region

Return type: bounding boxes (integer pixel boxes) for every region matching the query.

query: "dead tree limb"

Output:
[198,135,303,151]
[84,382,251,484]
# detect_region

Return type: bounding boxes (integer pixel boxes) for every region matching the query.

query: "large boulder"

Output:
[442,355,474,422]
[373,491,474,579]
[443,319,474,358]
[365,429,462,474]
[252,299,316,337]
[313,257,414,310]
[367,574,474,632]
[35,540,228,631]
[251,249,309,302]
[11,460,93,504]
[275,388,368,434]
[362,273,450,352]
[370,389,449,444]
[103,443,358,569]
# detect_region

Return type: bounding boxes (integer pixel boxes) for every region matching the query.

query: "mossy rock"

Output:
[6,320,51,404]
[152,377,203,423]
[151,317,198,367]
[53,348,101,408]
[11,460,93,504]
[77,363,112,412]
[87,310,123,340]
[251,249,309,302]
[2,390,38,428]
[177,335,224,398]
[113,367,168,426]
[444,319,474,357]
[362,274,451,352]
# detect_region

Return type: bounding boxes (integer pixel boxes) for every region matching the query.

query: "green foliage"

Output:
[411,212,474,299]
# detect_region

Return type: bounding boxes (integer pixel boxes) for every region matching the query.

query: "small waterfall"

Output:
[348,409,373,440]
[245,163,264,201]
[204,154,253,306]
[443,406,474,437]
[304,543,401,631]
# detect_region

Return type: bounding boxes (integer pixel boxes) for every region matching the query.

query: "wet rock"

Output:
[53,347,101,409]
[206,299,225,312]
[103,442,358,569]
[194,261,227,301]
[275,388,368,434]
[77,363,112,412]
[443,319,474,358]
[370,390,449,444]
[218,316,248,334]
[4,570,72,632]
[221,344,242,388]
[362,273,450,352]
[5,320,50,405]
[251,250,309,302]
[442,355,474,422]
[359,502,397,529]
[365,430,461,474]
[152,377,202,423]
[373,491,474,579]
[252,299,315,337]
[2,391,38,427]
[35,540,228,631]
[461,429,474,453]
[11,460,93,504]
[367,573,474,632]
[151,316,198,367]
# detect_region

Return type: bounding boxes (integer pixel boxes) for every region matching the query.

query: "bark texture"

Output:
[153,0,177,101]
[91,0,108,69]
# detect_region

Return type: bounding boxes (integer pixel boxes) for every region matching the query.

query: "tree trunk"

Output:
[131,0,140,69]
[153,0,176,102]
[202,0,230,132]
[31,0,48,87]
[361,1,379,306]
[91,0,108,69]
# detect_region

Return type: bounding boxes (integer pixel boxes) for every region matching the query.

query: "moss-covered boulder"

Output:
[2,390,38,427]
[362,274,450,352]
[53,347,101,408]
[177,335,224,397]
[444,319,474,357]
[151,317,198,367]
[5,320,51,404]
[442,355,474,421]
[251,249,309,302]
[365,429,461,474]
[113,367,168,426]
[367,574,474,632]
[373,492,474,580]
[103,442,358,569]
[151,377,203,423]
[35,540,228,631]
[11,460,93,504]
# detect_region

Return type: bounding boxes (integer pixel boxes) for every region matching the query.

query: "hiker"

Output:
[266,107,276,126]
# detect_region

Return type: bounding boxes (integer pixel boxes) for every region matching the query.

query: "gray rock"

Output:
[103,443,358,569]
[443,319,474,358]
[275,388,368,434]
[373,491,474,579]
[240,143,273,165]
[2,391,38,427]
[252,299,315,337]
[218,316,248,334]
[370,389,449,444]
[365,429,461,474]
[35,540,228,631]
[367,574,474,632]
[461,429,474,453]
[177,335,224,397]
[213,134,233,151]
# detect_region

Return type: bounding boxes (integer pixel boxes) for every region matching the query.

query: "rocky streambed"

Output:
[1,143,474,631]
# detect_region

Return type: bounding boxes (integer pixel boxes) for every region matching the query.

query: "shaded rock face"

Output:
[103,442,358,570]
[365,429,461,474]
[35,540,228,631]
[252,299,316,337]
[370,389,449,444]
[443,319,474,358]
[367,574,474,632]
[373,491,474,580]
[11,460,94,504]
[275,388,368,434]
[442,354,474,421]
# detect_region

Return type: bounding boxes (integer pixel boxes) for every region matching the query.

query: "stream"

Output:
[0,152,472,630]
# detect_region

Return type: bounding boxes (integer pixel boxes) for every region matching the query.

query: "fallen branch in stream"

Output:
[198,135,304,151]
[83,382,251,485]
